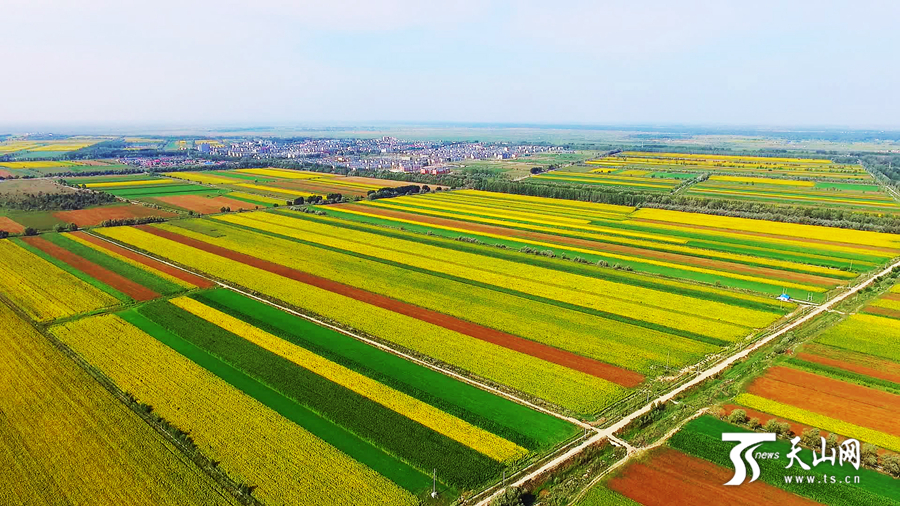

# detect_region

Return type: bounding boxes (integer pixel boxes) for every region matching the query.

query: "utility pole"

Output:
[431,469,438,499]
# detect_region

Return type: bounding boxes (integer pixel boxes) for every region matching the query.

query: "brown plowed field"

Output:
[881,293,900,302]
[608,448,819,506]
[72,231,215,289]
[154,195,259,214]
[54,204,175,227]
[0,216,25,233]
[343,204,840,287]
[798,344,900,384]
[137,225,645,387]
[631,217,900,255]
[746,367,900,436]
[22,236,159,301]
[862,305,900,319]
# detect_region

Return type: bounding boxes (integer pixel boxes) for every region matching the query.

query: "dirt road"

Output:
[475,259,900,505]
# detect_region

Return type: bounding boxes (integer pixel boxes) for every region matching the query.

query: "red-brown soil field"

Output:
[154,195,262,214]
[22,236,159,301]
[72,231,215,289]
[54,204,176,227]
[0,216,25,233]
[797,344,900,384]
[862,305,900,319]
[608,448,819,506]
[746,367,900,436]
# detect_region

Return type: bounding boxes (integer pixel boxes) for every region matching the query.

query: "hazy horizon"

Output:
[4,1,899,128]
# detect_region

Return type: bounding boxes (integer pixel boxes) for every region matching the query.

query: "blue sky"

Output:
[2,0,898,128]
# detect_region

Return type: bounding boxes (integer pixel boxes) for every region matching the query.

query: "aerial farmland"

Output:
[2,143,900,506]
[4,1,900,502]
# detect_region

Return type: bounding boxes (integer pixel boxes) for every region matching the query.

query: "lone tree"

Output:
[728,409,747,425]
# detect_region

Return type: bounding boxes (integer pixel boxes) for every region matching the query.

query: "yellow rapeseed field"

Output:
[181,218,719,369]
[870,297,900,312]
[236,168,326,179]
[632,208,900,250]
[735,394,900,452]
[52,313,417,506]
[0,142,43,152]
[217,213,777,336]
[341,205,826,293]
[0,161,80,169]
[457,189,634,214]
[363,198,686,244]
[1,301,236,505]
[0,240,118,321]
[620,152,833,164]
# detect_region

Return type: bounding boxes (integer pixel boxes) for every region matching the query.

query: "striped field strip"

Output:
[63,232,196,289]
[171,296,529,463]
[236,168,326,180]
[86,179,174,188]
[335,206,827,293]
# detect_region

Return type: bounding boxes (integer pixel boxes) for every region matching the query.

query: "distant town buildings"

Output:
[127,137,571,173]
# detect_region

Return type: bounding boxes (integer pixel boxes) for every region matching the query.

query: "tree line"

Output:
[0,189,116,211]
